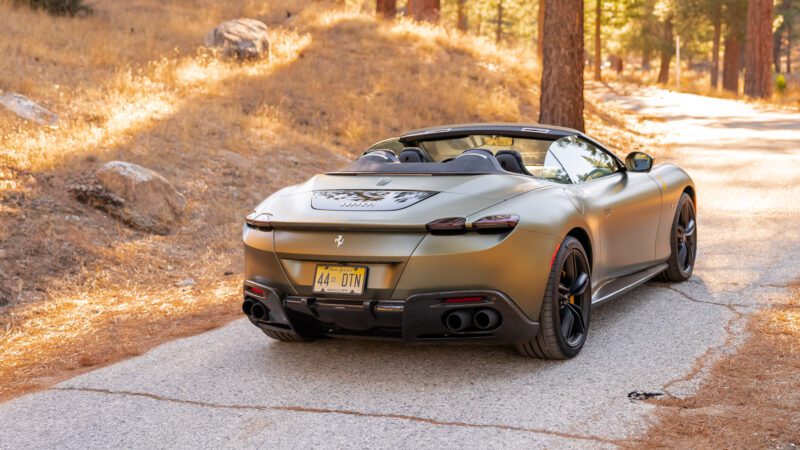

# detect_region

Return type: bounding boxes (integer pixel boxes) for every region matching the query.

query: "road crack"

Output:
[650,286,746,399]
[50,386,618,446]
[648,284,752,308]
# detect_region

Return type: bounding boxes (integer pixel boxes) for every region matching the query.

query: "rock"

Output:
[204,18,270,60]
[70,161,185,235]
[0,92,58,126]
[176,278,196,287]
[220,150,252,171]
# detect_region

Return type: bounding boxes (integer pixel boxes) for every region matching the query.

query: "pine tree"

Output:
[539,0,585,131]
[744,0,774,98]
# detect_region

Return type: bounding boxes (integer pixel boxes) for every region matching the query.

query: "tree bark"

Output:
[407,0,440,22]
[785,0,793,73]
[722,35,741,94]
[711,4,722,89]
[788,21,793,73]
[744,0,774,98]
[539,0,584,131]
[495,1,503,44]
[456,0,468,31]
[774,27,783,73]
[594,0,602,81]
[376,0,396,19]
[537,0,545,62]
[657,17,673,84]
[642,47,651,70]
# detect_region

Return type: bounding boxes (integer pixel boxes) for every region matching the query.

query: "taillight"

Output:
[245,212,273,231]
[426,217,467,235]
[248,286,265,296]
[443,296,484,303]
[426,215,519,235]
[472,214,519,234]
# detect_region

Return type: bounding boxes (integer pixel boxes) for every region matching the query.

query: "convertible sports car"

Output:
[242,123,696,359]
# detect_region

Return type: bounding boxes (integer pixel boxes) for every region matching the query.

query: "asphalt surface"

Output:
[2,86,800,449]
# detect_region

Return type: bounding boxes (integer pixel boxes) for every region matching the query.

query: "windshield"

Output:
[367,135,572,183]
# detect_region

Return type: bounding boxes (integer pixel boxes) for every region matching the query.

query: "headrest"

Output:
[359,149,399,163]
[457,148,494,160]
[399,147,427,163]
[495,150,530,175]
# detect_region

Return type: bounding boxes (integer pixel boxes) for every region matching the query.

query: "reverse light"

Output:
[245,212,274,231]
[426,217,467,235]
[472,214,519,234]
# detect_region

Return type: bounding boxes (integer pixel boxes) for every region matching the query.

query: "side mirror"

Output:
[625,152,654,172]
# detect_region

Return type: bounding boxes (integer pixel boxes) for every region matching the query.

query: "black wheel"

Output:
[517,237,591,359]
[657,193,697,282]
[262,329,313,342]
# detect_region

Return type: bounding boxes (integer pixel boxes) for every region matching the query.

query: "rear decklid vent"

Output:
[311,190,437,211]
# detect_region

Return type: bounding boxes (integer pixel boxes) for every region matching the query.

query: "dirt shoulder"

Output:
[632,284,800,448]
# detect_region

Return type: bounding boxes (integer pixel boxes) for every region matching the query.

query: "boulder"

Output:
[204,18,270,60]
[0,92,58,126]
[71,161,185,235]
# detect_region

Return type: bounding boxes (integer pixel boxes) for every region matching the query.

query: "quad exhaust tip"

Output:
[444,308,501,332]
[474,308,500,330]
[242,298,256,316]
[246,299,270,321]
[444,310,472,331]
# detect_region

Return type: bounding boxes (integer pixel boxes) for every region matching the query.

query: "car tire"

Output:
[656,192,697,282]
[517,237,591,359]
[262,329,312,342]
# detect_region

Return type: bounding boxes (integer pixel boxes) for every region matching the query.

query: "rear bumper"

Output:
[243,280,540,345]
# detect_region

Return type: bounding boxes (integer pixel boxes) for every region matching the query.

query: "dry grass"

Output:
[632,285,800,449]
[0,0,654,400]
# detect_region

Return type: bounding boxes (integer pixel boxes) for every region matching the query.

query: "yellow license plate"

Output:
[312,265,368,295]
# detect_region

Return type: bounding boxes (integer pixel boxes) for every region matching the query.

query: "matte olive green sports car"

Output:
[242,123,696,359]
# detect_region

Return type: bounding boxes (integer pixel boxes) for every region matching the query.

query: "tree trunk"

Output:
[722,35,741,94]
[785,0,793,73]
[711,5,722,89]
[407,0,440,22]
[456,0,468,31]
[539,0,584,131]
[376,0,396,19]
[774,28,783,73]
[744,0,774,98]
[537,0,545,62]
[657,17,673,84]
[594,0,602,81]
[786,22,792,73]
[495,1,503,44]
[642,47,651,70]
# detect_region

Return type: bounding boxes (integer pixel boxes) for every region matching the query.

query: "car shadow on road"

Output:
[244,275,727,393]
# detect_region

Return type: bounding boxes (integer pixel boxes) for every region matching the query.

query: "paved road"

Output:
[2,87,800,448]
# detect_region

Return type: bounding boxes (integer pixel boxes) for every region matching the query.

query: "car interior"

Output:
[358,134,623,185]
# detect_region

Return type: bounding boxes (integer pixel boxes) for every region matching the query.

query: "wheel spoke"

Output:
[570,273,589,297]
[560,306,574,339]
[678,243,688,268]
[566,303,586,334]
[684,219,696,237]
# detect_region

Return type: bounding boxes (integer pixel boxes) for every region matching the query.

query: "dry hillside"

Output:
[0,0,654,399]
